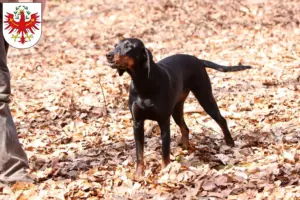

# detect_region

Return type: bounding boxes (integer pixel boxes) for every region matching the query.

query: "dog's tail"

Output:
[202,60,252,72]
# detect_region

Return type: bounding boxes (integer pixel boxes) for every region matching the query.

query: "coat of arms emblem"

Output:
[2,3,42,49]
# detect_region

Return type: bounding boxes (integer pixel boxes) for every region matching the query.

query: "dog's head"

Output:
[106,38,153,76]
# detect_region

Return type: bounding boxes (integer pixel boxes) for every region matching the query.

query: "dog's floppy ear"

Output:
[117,69,126,76]
[143,47,153,78]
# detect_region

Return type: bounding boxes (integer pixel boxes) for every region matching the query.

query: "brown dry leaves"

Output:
[0,0,299,199]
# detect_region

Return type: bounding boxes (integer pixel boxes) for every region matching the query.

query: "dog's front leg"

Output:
[158,119,171,168]
[133,120,145,177]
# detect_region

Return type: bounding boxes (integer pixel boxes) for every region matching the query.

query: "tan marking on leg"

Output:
[180,126,189,150]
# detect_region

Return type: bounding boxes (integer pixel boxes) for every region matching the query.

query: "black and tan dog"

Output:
[106,38,251,176]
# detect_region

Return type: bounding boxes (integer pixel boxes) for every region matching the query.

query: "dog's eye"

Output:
[124,43,132,49]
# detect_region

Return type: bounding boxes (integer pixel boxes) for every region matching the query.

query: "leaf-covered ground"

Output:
[1,0,299,199]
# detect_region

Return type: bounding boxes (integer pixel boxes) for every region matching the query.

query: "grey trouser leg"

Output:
[0,4,30,183]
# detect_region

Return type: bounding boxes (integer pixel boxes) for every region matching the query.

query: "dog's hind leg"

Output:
[190,75,235,147]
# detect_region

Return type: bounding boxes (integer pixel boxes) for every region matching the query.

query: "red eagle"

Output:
[4,10,40,44]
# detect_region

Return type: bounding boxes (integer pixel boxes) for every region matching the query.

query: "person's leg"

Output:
[0,4,31,183]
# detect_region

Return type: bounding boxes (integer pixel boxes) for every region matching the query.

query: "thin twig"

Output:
[185,110,221,134]
[185,110,241,136]
[184,109,204,114]
[97,77,108,138]
[196,122,220,135]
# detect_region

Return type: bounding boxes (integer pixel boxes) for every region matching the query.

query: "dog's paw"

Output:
[225,139,235,147]
[177,136,189,150]
[135,164,145,178]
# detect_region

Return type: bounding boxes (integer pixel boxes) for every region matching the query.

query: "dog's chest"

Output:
[136,97,154,108]
[132,96,159,120]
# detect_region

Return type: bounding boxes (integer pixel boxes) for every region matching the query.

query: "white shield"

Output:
[2,3,42,49]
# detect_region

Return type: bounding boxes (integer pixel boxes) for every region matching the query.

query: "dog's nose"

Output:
[106,53,114,60]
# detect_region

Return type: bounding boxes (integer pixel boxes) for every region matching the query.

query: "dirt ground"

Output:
[1,0,299,199]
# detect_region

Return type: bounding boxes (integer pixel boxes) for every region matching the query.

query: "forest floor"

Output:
[1,0,299,199]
